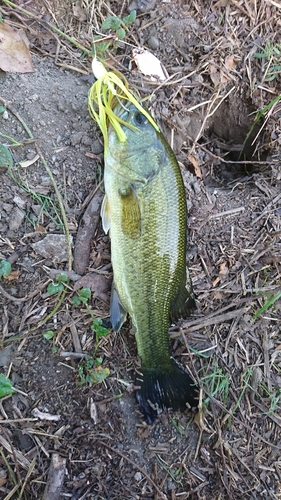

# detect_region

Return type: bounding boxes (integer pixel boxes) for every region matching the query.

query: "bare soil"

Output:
[0,1,281,499]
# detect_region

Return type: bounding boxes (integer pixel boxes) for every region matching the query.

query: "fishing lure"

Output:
[88,59,159,155]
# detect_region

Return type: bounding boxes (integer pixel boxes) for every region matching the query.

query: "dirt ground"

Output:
[0,1,281,499]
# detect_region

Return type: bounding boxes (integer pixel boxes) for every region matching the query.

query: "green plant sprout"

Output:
[90,10,136,60]
[47,273,69,295]
[101,10,136,41]
[0,259,11,278]
[254,41,281,82]
[0,373,16,399]
[73,288,110,385]
[0,142,13,168]
[43,330,58,353]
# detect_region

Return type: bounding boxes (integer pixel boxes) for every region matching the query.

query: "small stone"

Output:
[128,0,156,11]
[26,150,37,160]
[9,207,25,230]
[31,204,42,216]
[70,131,83,146]
[91,139,103,155]
[147,35,159,50]
[134,472,142,482]
[0,345,14,367]
[3,203,13,213]
[13,195,26,209]
[32,234,72,263]
[127,0,137,12]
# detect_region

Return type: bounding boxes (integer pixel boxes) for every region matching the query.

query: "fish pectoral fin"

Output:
[110,283,127,332]
[101,194,111,234]
[119,185,141,239]
[170,269,196,322]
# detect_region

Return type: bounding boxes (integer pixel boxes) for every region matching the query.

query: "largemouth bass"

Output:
[101,103,199,423]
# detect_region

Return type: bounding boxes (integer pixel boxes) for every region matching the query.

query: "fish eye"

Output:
[134,112,148,126]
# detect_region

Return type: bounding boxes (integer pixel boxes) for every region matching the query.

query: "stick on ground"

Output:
[42,453,67,500]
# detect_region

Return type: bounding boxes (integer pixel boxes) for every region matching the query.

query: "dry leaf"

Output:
[74,274,110,302]
[212,276,220,287]
[20,154,40,168]
[219,262,228,281]
[32,408,61,421]
[213,0,230,6]
[35,224,46,233]
[209,63,229,86]
[225,55,236,71]
[3,270,20,281]
[0,22,34,73]
[0,471,7,487]
[187,154,203,179]
[30,185,50,195]
[132,48,169,82]
[209,64,221,86]
[73,4,87,22]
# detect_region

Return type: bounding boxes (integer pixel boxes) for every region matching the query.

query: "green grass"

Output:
[253,290,281,320]
[156,455,184,486]
[8,162,64,231]
[199,360,230,407]
[254,40,281,82]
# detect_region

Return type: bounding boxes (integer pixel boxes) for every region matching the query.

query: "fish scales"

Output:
[102,103,199,423]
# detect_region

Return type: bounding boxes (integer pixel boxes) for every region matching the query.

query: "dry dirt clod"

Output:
[31,234,71,263]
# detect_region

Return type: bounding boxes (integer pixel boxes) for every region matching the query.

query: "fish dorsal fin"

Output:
[119,185,141,239]
[101,194,110,234]
[110,282,127,332]
[170,269,196,322]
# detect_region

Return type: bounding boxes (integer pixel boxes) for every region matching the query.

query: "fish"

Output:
[101,102,199,423]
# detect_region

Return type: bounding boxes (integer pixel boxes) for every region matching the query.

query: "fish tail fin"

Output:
[135,358,199,424]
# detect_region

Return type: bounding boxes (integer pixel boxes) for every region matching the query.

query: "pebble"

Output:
[0,345,14,367]
[3,203,13,213]
[134,472,143,482]
[91,138,103,155]
[31,234,72,263]
[9,206,25,231]
[70,131,83,146]
[13,195,26,209]
[128,0,156,12]
[147,35,159,50]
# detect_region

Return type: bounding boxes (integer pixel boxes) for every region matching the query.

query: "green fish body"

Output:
[101,103,199,423]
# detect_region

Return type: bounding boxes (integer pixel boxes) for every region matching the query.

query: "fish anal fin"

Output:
[135,358,199,424]
[110,282,127,332]
[119,185,141,239]
[101,194,111,234]
[170,269,196,322]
